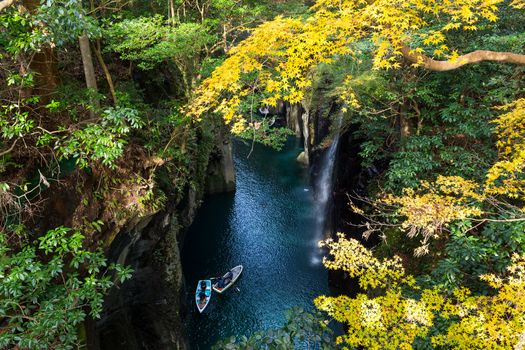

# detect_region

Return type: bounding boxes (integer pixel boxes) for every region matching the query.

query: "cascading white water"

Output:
[311,115,343,265]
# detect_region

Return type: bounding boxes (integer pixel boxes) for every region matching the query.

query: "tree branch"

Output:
[400,44,525,71]
[0,138,18,157]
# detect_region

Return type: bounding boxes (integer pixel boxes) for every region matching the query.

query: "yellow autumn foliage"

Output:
[319,233,415,289]
[377,97,525,252]
[187,0,518,132]
[511,0,525,8]
[486,98,525,200]
[381,176,484,253]
[316,234,525,349]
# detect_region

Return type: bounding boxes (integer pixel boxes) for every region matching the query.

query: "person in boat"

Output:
[198,291,206,304]
[223,271,234,285]
[200,281,207,291]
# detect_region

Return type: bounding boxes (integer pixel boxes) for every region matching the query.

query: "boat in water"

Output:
[195,280,212,313]
[212,265,243,294]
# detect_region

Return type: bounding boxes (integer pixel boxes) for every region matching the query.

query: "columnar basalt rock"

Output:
[205,125,236,194]
[286,102,304,138]
[91,203,191,350]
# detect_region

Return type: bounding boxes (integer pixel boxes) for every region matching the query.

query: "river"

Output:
[181,137,331,349]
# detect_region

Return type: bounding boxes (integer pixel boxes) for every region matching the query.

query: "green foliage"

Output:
[385,134,493,190]
[237,121,294,151]
[0,0,99,55]
[138,186,167,213]
[427,219,525,292]
[55,81,106,120]
[57,107,143,169]
[105,16,214,70]
[37,0,100,46]
[1,81,144,172]
[0,100,36,140]
[0,226,132,349]
[213,307,336,350]
[0,9,40,54]
[338,61,513,193]
[143,105,189,153]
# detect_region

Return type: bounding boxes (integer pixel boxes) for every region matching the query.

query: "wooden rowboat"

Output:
[212,265,243,293]
[195,280,212,313]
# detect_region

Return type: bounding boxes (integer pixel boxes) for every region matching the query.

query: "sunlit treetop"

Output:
[316,234,525,349]
[187,0,524,133]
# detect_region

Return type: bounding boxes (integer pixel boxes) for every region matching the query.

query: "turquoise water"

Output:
[182,138,330,349]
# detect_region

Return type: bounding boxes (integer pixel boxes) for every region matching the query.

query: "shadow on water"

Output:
[181,137,332,349]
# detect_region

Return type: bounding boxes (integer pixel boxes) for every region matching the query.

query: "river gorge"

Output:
[182,137,333,349]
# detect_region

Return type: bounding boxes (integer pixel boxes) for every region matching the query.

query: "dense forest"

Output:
[1,0,525,349]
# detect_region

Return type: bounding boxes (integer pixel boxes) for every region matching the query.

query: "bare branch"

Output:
[0,138,18,157]
[0,0,15,12]
[400,44,525,71]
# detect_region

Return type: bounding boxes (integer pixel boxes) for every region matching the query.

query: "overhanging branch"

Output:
[400,44,525,71]
[0,0,15,12]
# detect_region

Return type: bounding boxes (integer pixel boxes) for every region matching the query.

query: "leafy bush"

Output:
[0,226,132,349]
[58,107,143,168]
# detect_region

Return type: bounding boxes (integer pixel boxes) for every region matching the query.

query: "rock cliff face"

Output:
[89,188,212,350]
[85,126,236,350]
[279,101,310,165]
[331,127,374,244]
[88,209,187,350]
[205,125,236,194]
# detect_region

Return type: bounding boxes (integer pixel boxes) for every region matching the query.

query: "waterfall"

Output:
[311,115,343,265]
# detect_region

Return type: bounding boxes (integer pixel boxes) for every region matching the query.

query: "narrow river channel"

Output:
[182,137,331,349]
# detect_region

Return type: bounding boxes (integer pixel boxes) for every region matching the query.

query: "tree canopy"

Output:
[188,0,525,133]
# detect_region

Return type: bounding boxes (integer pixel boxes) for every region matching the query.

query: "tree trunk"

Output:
[79,33,99,115]
[32,46,59,102]
[94,39,117,105]
[399,102,412,147]
[169,0,175,24]
[222,23,229,54]
[20,0,59,102]
[399,114,411,143]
